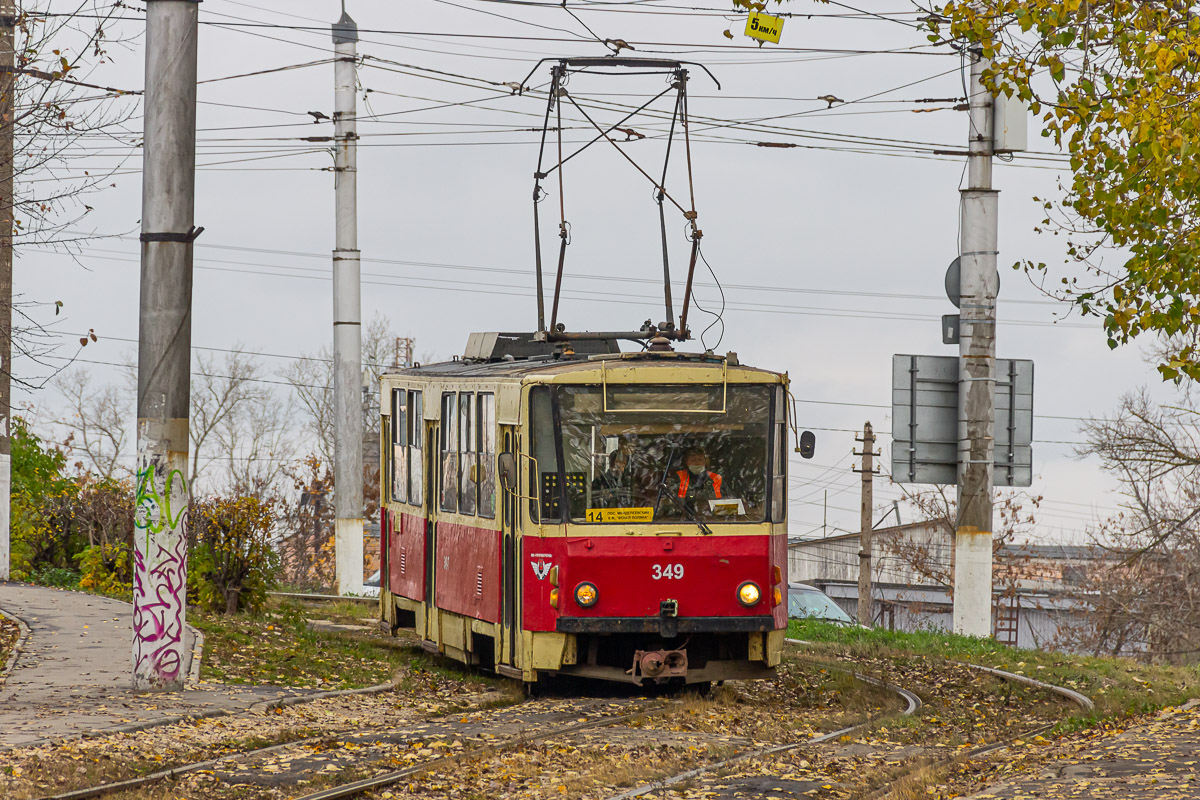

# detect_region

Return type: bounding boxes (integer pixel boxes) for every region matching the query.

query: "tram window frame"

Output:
[771,385,786,522]
[409,391,424,507]
[535,383,773,524]
[391,389,408,505]
[477,393,496,519]
[529,386,560,524]
[459,392,477,516]
[439,392,459,513]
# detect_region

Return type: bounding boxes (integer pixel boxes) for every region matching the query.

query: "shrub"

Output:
[28,565,81,590]
[9,418,77,579]
[190,495,280,614]
[77,542,133,597]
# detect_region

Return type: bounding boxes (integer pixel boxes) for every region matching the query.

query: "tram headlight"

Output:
[737,581,761,608]
[574,582,599,608]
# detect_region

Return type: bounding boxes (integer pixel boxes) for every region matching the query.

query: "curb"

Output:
[186,623,205,685]
[0,605,31,688]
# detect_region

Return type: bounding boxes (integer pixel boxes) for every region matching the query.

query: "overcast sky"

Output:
[15,0,1170,541]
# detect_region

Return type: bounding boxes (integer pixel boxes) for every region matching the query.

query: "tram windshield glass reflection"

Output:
[531,384,773,524]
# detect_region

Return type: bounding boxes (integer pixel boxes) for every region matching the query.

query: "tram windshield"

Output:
[530,384,776,524]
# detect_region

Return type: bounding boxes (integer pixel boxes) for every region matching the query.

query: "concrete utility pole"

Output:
[855,422,876,627]
[954,45,999,638]
[0,0,14,582]
[132,0,199,690]
[332,7,363,596]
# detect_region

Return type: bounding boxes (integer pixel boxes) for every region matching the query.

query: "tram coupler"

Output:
[627,648,688,685]
[659,599,679,638]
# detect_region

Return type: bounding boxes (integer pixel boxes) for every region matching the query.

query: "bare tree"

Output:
[49,349,297,499]
[51,366,130,478]
[189,349,264,490]
[7,2,139,386]
[887,482,1041,592]
[282,351,334,469]
[218,385,295,499]
[282,314,422,472]
[1063,389,1200,661]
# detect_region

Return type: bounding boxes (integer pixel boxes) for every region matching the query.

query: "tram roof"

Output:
[384,351,782,382]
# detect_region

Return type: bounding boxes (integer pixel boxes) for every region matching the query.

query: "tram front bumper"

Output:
[556,615,778,636]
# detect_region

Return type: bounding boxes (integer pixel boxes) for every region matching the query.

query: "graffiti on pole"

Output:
[132,452,189,688]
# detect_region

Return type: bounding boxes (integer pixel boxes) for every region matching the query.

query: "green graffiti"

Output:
[135,462,188,535]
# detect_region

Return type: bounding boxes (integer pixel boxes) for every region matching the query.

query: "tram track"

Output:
[31,694,672,800]
[278,660,917,800]
[605,669,922,800]
[20,626,1096,800]
[600,640,1095,800]
[292,699,674,800]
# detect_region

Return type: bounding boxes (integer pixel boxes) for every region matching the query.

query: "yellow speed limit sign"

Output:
[745,11,784,44]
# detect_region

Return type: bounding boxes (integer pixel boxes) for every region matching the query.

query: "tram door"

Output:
[423,421,438,643]
[500,426,518,666]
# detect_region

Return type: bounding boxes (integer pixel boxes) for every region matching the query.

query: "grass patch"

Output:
[191,598,503,694]
[788,618,1200,728]
[289,597,380,625]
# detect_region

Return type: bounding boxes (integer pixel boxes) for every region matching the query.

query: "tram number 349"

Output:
[651,563,684,580]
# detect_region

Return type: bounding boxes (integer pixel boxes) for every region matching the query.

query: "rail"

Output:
[267,591,377,605]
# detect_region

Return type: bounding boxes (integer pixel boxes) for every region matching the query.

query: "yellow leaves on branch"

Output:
[931,0,1200,379]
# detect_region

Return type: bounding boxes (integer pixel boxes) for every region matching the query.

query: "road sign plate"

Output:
[945,257,999,309]
[745,12,784,44]
[891,354,1033,487]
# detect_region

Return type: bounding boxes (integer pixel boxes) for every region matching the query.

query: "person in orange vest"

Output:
[673,447,723,508]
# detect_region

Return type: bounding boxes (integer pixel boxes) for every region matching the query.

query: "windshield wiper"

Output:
[682,505,714,535]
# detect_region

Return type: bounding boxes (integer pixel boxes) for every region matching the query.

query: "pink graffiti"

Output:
[133,528,188,684]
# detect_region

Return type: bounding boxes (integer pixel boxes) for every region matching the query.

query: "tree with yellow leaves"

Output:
[747,2,1200,380]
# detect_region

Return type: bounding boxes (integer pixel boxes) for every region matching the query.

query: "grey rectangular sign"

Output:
[891,354,1033,487]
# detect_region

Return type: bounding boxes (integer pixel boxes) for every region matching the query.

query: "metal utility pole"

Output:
[0,0,14,582]
[854,422,876,627]
[332,7,363,596]
[954,45,999,638]
[133,0,199,691]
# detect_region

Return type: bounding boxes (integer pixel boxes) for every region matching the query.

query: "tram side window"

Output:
[440,393,458,513]
[478,393,496,519]
[771,386,786,521]
[529,386,560,523]
[391,389,408,504]
[459,392,477,515]
[409,391,423,506]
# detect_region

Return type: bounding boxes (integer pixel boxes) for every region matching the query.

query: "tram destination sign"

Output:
[891,354,1034,487]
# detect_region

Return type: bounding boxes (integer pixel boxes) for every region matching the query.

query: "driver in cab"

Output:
[673,447,723,506]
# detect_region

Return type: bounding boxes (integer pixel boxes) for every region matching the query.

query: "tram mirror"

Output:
[797,431,816,459]
[498,452,518,493]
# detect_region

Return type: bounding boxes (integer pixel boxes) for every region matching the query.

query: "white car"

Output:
[787,583,854,625]
[361,570,381,598]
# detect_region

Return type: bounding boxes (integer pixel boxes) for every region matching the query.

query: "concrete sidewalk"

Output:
[0,582,318,749]
[966,700,1200,799]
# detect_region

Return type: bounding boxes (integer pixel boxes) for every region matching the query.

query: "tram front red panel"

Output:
[434,521,502,624]
[771,531,788,628]
[522,534,782,631]
[389,511,427,602]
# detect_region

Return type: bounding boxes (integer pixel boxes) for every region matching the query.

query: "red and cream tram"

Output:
[378,332,806,687]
